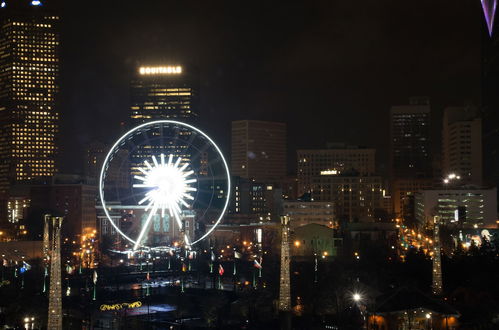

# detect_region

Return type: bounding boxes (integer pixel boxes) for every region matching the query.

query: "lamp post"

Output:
[352,293,367,329]
[425,312,432,330]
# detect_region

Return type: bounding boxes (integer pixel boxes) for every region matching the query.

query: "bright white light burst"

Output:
[132,154,197,250]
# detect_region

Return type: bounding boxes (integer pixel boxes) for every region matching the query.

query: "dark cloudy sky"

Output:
[58,0,485,174]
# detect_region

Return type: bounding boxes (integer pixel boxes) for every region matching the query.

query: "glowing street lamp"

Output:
[23,316,35,329]
[443,173,461,185]
[353,293,362,302]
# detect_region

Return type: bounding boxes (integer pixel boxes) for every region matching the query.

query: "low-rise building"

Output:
[415,187,497,228]
[290,223,341,259]
[283,200,335,229]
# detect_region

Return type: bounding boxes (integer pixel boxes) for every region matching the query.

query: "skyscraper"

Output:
[130,65,198,126]
[0,1,59,196]
[231,120,286,182]
[129,65,199,176]
[482,15,499,195]
[390,99,432,179]
[389,98,432,219]
[442,106,482,186]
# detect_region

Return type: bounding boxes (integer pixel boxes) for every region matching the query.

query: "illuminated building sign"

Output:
[139,66,182,75]
[320,169,339,175]
[100,301,142,311]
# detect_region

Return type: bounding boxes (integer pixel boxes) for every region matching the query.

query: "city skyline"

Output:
[0,1,498,329]
[57,0,483,174]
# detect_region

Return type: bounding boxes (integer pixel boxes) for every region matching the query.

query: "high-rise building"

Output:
[482,21,499,193]
[129,65,199,176]
[389,98,433,221]
[231,120,286,182]
[0,1,60,202]
[130,65,198,125]
[442,107,482,186]
[297,143,375,196]
[390,99,431,179]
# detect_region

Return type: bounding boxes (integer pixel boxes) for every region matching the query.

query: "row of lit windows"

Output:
[12,65,57,71]
[11,66,57,72]
[15,57,57,62]
[14,97,55,102]
[12,22,54,28]
[14,132,56,137]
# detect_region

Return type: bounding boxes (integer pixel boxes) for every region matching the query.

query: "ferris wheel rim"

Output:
[98,119,231,248]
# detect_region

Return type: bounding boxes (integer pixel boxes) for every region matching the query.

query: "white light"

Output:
[353,293,361,302]
[320,169,338,175]
[133,154,196,250]
[99,120,231,248]
[31,0,41,6]
[1,2,6,8]
[425,313,431,319]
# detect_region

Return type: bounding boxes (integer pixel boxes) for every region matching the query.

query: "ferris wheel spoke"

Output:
[101,120,231,250]
[152,155,159,167]
[171,206,184,230]
[134,203,158,250]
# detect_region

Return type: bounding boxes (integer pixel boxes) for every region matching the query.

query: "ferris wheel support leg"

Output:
[133,204,158,250]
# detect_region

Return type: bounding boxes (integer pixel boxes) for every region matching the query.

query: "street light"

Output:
[353,293,362,302]
[23,316,35,329]
[443,173,461,185]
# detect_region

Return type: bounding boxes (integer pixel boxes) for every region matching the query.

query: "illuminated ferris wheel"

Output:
[99,120,231,250]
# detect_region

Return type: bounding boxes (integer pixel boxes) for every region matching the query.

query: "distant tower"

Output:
[279,216,291,311]
[432,216,443,295]
[47,216,63,330]
[43,214,51,258]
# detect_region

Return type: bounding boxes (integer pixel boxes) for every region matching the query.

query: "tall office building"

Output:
[129,65,199,176]
[442,107,482,186]
[390,98,431,179]
[0,1,59,197]
[297,143,376,196]
[390,98,432,220]
[482,19,499,193]
[130,65,198,125]
[231,120,286,182]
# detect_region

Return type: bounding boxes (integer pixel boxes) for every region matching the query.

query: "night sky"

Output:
[58,0,484,174]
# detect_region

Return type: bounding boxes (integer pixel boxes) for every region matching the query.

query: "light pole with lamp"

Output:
[352,293,367,329]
